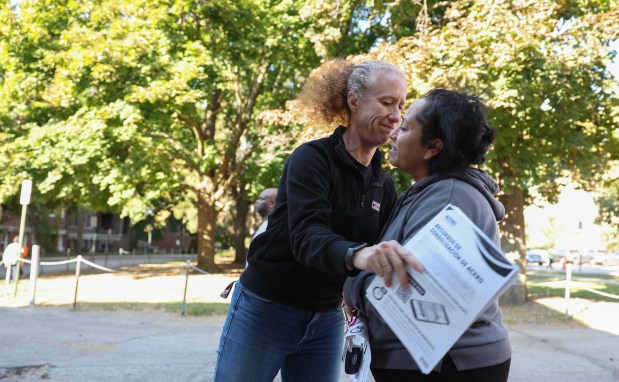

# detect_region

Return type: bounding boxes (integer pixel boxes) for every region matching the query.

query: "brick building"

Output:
[0,208,192,255]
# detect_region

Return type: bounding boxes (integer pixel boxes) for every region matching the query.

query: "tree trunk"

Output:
[232,185,251,265]
[498,186,527,305]
[196,189,220,273]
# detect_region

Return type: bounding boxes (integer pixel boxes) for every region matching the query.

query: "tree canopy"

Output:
[1,0,617,274]
[356,0,619,266]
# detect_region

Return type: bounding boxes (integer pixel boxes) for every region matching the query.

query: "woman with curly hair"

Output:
[213,59,424,382]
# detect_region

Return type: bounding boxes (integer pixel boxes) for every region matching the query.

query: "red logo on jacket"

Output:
[371,201,381,212]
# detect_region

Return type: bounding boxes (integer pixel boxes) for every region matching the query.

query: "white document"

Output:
[367,204,518,374]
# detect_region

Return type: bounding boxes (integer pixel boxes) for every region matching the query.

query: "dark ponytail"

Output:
[416,89,495,173]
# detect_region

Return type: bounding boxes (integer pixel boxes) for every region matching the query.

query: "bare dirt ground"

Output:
[3,258,618,332]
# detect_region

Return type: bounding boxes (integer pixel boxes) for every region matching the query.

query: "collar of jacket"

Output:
[331,126,385,185]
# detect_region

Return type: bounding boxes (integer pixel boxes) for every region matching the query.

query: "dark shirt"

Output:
[241,126,398,311]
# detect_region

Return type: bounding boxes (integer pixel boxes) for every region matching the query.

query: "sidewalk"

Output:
[1,262,618,381]
[0,301,618,382]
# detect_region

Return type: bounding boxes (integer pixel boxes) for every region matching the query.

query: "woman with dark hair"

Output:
[213,59,423,382]
[344,89,511,382]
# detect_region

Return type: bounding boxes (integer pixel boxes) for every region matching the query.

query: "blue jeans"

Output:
[213,281,345,382]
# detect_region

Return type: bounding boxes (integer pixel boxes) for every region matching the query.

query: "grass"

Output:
[10,258,617,323]
[525,270,619,302]
[528,270,619,281]
[69,273,619,319]
[72,301,231,316]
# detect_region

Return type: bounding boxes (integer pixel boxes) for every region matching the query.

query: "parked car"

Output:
[578,250,594,265]
[526,249,550,266]
[591,250,610,265]
[594,251,619,266]
[551,248,582,265]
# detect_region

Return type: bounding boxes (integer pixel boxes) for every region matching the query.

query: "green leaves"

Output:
[1,0,616,267]
[373,0,618,200]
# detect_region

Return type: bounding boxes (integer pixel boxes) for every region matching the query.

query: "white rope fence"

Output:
[6,248,617,319]
[3,245,210,315]
[562,263,619,319]
[568,281,619,300]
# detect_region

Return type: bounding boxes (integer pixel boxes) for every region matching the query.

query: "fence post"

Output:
[3,263,10,300]
[181,260,191,316]
[29,245,40,306]
[73,255,82,309]
[563,263,572,320]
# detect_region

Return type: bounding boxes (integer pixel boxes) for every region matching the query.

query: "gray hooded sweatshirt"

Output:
[343,168,511,372]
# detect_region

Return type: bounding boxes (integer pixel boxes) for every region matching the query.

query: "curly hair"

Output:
[415,89,495,173]
[298,59,404,126]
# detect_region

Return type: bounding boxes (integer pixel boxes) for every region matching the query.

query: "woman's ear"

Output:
[347,91,359,112]
[424,139,443,160]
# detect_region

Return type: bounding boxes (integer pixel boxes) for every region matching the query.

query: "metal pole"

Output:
[13,203,28,297]
[73,255,82,309]
[563,263,572,320]
[3,262,10,300]
[181,260,191,316]
[29,245,40,306]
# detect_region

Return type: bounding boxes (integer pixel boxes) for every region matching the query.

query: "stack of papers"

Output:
[367,204,518,374]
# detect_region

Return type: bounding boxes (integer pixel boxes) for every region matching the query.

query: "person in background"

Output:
[2,236,22,281]
[253,187,278,239]
[344,89,512,382]
[213,59,423,382]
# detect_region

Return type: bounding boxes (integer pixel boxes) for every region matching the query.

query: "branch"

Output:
[174,114,204,159]
[179,182,198,194]
[150,130,201,173]
[218,57,270,184]
[204,89,223,140]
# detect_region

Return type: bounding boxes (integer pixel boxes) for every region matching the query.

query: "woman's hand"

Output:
[353,240,424,288]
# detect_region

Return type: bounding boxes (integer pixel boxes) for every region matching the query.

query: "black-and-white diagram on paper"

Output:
[411,299,449,325]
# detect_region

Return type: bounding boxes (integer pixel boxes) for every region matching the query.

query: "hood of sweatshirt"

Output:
[406,167,505,221]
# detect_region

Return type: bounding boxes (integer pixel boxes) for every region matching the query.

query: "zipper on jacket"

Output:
[361,194,365,207]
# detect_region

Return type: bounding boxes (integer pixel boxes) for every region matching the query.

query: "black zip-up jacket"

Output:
[240,126,398,312]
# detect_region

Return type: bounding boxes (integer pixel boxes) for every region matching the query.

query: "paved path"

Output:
[1,302,618,382]
[1,261,618,381]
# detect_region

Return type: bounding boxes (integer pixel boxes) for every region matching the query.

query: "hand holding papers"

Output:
[367,204,518,375]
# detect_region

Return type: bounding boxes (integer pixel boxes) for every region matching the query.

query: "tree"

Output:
[594,163,619,250]
[264,0,618,302]
[0,0,327,271]
[370,0,619,302]
[3,0,436,270]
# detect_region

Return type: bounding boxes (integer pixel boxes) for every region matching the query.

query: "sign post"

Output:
[29,245,40,306]
[13,179,32,297]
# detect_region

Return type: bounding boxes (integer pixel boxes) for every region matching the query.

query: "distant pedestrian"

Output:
[547,255,554,270]
[2,237,22,281]
[253,187,278,240]
[245,187,278,268]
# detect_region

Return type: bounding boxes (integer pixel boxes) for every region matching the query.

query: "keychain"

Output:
[342,303,371,381]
